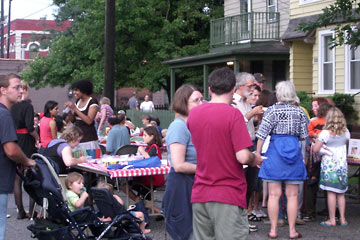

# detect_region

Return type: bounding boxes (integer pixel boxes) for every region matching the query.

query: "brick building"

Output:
[3,19,71,59]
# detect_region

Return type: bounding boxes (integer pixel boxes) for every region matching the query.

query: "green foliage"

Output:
[296,0,360,48]
[330,93,359,123]
[297,91,312,117]
[21,0,225,96]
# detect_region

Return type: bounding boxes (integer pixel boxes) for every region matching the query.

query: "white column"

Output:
[15,31,22,59]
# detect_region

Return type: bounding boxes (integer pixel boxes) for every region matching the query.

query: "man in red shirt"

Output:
[187,67,262,239]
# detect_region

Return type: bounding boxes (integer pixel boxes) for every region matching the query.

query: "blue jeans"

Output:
[0,193,8,240]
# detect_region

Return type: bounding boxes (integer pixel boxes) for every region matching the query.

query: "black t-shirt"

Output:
[0,103,18,193]
[74,97,98,143]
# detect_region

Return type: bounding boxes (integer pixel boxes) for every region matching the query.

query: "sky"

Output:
[4,0,58,21]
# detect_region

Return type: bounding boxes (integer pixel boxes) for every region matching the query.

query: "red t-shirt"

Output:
[187,102,252,209]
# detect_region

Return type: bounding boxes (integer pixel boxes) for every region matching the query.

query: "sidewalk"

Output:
[6,190,360,239]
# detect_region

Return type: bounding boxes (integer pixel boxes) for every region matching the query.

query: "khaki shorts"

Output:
[192,202,248,240]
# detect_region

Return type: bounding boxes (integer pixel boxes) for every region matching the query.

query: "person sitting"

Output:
[96,181,151,234]
[41,126,86,174]
[106,115,130,155]
[65,172,88,211]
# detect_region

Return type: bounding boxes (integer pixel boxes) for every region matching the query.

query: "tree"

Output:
[297,0,360,48]
[21,0,224,98]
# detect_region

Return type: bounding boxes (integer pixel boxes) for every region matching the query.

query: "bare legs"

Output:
[267,182,300,238]
[14,173,36,219]
[324,191,346,226]
[262,181,268,207]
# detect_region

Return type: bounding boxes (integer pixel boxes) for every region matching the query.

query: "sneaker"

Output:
[259,209,268,218]
[296,218,305,225]
[252,209,267,218]
[303,215,315,222]
[6,214,10,218]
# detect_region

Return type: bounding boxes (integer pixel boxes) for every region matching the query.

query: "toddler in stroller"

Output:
[23,153,149,240]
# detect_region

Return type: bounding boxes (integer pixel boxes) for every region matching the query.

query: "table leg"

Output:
[150,176,154,215]
[126,178,130,207]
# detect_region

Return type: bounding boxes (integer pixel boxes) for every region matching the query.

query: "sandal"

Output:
[289,232,302,239]
[267,232,277,239]
[248,214,261,222]
[17,211,30,220]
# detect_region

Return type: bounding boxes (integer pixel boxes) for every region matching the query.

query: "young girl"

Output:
[40,100,59,148]
[96,182,151,234]
[65,172,88,211]
[138,126,164,186]
[313,107,350,227]
[97,97,114,135]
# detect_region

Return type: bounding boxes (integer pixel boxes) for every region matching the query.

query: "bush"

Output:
[297,91,312,117]
[331,93,359,124]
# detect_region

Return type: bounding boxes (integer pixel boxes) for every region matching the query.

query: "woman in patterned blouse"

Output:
[255,81,308,239]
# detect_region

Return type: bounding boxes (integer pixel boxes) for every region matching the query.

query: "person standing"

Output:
[253,73,266,90]
[11,80,39,219]
[140,95,155,112]
[162,84,203,240]
[0,74,36,240]
[64,80,100,152]
[187,67,262,239]
[128,92,139,110]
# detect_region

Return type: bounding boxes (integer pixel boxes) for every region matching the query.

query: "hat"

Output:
[118,110,126,115]
[254,73,266,82]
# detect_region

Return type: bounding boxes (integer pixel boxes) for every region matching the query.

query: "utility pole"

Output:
[1,0,4,58]
[104,0,115,108]
[6,0,11,58]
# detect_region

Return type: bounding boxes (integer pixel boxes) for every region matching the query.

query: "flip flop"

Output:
[320,221,336,227]
[340,222,348,227]
[289,232,302,239]
[267,232,277,239]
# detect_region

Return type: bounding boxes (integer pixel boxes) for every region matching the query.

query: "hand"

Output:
[35,140,40,149]
[64,101,76,111]
[252,105,264,115]
[81,191,89,199]
[24,158,36,168]
[252,152,263,168]
[137,146,145,154]
[79,156,86,163]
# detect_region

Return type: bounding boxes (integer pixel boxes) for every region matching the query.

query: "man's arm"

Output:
[245,105,264,121]
[3,142,35,167]
[236,148,262,167]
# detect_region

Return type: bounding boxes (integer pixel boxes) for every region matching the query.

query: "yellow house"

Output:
[281,0,360,117]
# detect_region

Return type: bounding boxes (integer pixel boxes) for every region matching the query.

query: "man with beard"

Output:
[233,72,264,232]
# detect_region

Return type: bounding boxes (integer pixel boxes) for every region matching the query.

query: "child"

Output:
[96,182,151,234]
[313,107,350,227]
[137,126,162,160]
[65,172,88,211]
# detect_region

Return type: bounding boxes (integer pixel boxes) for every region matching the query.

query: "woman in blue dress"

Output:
[255,81,308,239]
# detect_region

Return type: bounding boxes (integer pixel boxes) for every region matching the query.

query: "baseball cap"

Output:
[254,73,266,82]
[117,110,126,115]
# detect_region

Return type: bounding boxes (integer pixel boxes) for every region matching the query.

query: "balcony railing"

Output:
[210,12,280,48]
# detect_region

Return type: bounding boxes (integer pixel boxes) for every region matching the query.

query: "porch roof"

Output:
[163,42,289,68]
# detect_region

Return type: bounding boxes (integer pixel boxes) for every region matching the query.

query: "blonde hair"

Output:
[21,80,29,91]
[96,181,114,194]
[60,126,83,143]
[100,97,111,105]
[65,172,84,190]
[324,107,347,135]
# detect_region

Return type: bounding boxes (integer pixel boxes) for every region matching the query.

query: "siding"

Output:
[290,0,333,19]
[290,40,313,92]
[225,0,240,17]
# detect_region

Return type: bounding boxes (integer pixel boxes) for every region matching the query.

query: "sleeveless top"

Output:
[41,139,69,174]
[74,97,99,142]
[40,116,53,148]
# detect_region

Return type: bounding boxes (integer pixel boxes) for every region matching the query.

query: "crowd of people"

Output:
[0,71,353,240]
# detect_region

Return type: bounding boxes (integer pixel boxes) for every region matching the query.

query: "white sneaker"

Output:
[259,209,268,218]
[6,214,10,218]
[252,209,267,218]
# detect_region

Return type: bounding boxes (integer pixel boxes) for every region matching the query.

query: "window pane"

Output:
[323,63,333,90]
[268,0,274,6]
[324,36,332,62]
[351,47,360,60]
[351,61,360,89]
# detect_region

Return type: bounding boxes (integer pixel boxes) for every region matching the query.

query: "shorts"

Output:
[263,179,303,185]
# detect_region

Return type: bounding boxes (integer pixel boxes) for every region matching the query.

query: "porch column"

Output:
[234,60,239,74]
[170,68,175,104]
[203,64,209,100]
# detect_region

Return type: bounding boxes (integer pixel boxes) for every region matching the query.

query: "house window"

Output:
[318,30,335,93]
[345,45,360,92]
[267,0,277,22]
[29,43,39,59]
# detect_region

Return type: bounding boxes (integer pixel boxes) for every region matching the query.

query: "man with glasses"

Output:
[0,74,35,240]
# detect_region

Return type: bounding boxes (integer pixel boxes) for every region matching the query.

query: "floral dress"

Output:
[318,129,350,193]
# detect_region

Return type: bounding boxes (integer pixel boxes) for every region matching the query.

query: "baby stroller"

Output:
[91,187,151,240]
[22,153,148,240]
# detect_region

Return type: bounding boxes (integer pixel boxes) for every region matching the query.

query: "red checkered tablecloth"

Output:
[348,158,360,166]
[77,162,170,178]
